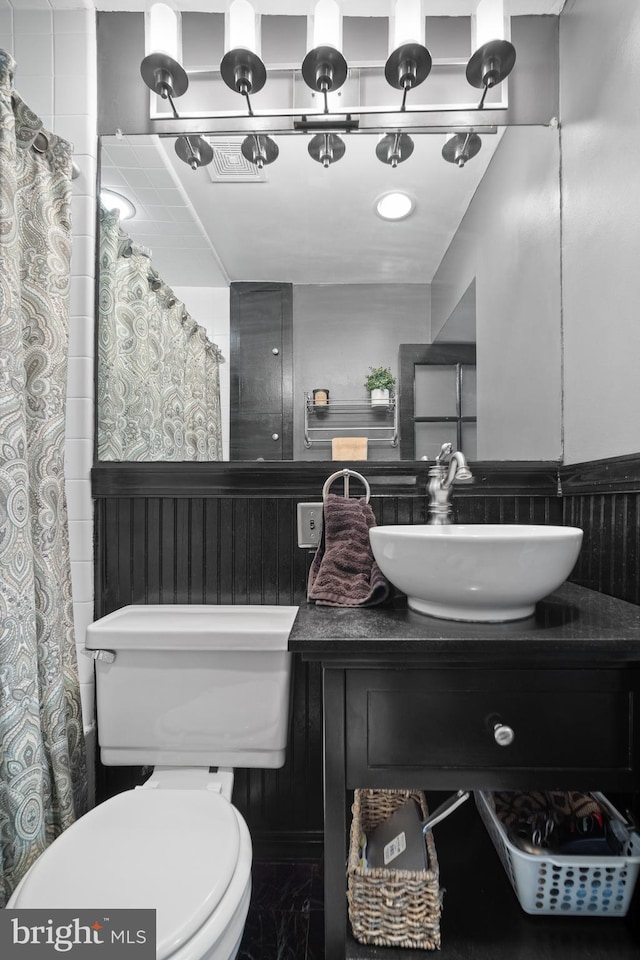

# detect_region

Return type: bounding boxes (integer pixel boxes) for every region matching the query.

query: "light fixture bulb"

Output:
[391,0,424,52]
[375,191,414,221]
[147,3,180,61]
[473,0,506,50]
[141,2,188,99]
[228,0,258,54]
[220,0,266,101]
[384,0,431,104]
[466,0,515,99]
[312,0,342,51]
[301,1,348,98]
[100,189,136,221]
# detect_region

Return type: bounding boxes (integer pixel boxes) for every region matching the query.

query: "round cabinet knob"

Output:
[493,722,515,747]
[271,433,280,441]
[272,347,280,355]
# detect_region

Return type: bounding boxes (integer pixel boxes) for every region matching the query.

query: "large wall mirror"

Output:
[98,124,561,463]
[96,10,562,465]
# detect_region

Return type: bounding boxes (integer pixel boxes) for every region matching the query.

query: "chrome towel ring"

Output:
[322,468,371,503]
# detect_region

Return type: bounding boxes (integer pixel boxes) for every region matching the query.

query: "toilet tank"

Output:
[85,605,299,769]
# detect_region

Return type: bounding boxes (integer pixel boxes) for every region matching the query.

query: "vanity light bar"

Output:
[140,2,516,172]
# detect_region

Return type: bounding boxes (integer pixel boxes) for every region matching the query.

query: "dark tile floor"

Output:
[238,860,324,960]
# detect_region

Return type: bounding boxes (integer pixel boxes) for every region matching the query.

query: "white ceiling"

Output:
[92,2,566,14]
[4,2,567,19]
[101,128,505,288]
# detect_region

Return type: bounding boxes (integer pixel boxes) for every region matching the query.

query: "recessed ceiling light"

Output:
[375,191,415,221]
[100,189,136,220]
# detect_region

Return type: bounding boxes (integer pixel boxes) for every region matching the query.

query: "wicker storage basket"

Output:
[347,789,441,950]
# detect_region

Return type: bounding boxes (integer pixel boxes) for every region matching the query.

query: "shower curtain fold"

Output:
[98,207,224,461]
[0,49,87,907]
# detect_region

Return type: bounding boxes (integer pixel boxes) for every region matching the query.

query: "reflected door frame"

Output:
[398,342,476,460]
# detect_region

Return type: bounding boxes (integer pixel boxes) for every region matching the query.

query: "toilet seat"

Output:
[8,788,252,960]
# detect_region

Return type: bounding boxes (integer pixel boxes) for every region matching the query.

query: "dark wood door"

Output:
[230,282,293,460]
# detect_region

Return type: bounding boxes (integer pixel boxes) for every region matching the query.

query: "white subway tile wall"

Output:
[7,4,98,786]
[65,477,94,523]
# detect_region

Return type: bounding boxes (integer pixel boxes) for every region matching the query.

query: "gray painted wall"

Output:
[560,0,640,464]
[292,283,429,460]
[431,125,562,462]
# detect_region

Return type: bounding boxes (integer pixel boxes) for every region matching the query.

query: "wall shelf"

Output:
[303,392,398,448]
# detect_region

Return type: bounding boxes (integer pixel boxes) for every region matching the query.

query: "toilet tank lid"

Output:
[86,604,299,652]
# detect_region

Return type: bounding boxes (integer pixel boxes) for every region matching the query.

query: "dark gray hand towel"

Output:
[307,493,390,606]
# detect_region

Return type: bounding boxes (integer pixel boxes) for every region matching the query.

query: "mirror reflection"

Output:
[98,123,561,462]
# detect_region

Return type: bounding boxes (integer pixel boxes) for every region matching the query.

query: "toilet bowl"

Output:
[8,771,252,960]
[8,604,300,960]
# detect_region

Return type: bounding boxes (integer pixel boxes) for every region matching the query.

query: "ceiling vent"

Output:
[205,139,267,183]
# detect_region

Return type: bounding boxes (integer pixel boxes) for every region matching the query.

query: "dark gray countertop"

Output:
[289,581,640,662]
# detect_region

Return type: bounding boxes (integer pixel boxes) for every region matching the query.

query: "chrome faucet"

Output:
[427,443,473,524]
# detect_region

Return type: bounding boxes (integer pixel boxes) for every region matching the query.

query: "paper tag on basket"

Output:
[383,831,407,865]
[367,799,428,871]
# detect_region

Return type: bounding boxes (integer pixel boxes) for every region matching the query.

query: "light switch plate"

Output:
[297,502,323,549]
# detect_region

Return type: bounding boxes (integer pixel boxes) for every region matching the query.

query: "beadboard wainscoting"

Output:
[92,461,564,856]
[90,456,640,853]
[562,454,640,606]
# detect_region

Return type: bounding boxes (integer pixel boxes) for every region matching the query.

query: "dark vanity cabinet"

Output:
[346,667,636,791]
[289,582,640,960]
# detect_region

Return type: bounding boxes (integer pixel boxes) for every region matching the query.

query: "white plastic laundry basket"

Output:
[475,790,640,917]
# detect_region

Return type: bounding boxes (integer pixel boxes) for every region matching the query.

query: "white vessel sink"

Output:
[369,524,583,622]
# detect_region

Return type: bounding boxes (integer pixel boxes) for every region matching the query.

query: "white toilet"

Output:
[8,603,300,960]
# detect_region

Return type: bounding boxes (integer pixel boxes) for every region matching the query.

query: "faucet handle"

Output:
[436,442,453,464]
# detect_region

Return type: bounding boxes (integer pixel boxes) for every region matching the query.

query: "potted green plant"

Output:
[365,366,396,406]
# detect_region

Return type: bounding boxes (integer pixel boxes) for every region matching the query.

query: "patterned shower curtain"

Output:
[98,207,224,461]
[0,51,87,906]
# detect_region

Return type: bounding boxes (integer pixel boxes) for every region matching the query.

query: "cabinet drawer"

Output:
[346,668,638,786]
